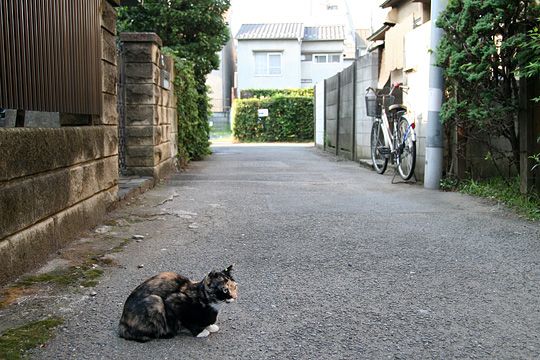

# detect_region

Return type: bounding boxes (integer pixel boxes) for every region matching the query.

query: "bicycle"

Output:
[365,83,416,181]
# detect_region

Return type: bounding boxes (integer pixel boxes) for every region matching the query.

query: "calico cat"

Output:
[118,265,237,342]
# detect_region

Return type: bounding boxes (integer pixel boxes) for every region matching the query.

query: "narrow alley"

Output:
[32,144,540,359]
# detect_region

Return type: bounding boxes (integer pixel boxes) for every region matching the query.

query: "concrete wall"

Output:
[207,38,235,114]
[120,33,178,179]
[0,0,119,285]
[237,39,301,92]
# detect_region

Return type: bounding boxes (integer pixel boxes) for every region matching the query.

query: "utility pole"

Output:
[424,0,448,190]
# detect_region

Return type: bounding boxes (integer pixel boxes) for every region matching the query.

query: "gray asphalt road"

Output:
[36,144,540,359]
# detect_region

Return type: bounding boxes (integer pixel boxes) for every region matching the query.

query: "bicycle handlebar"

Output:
[365,82,404,96]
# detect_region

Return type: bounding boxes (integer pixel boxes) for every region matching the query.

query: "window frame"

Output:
[313,53,341,64]
[254,52,283,76]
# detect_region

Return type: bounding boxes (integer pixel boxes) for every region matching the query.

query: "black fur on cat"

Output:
[118,265,237,342]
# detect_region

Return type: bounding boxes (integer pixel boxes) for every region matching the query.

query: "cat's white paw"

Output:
[206,324,219,333]
[196,329,210,338]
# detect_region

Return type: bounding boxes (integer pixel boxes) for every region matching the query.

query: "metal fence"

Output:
[0,0,102,115]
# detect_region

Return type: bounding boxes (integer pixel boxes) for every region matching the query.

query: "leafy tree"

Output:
[117,0,231,161]
[437,0,540,176]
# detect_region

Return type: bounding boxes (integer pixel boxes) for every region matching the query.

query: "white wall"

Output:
[315,81,325,147]
[403,21,431,179]
[237,39,301,92]
[300,40,349,88]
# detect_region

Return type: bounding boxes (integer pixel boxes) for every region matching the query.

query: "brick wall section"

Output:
[120,32,178,179]
[0,0,120,285]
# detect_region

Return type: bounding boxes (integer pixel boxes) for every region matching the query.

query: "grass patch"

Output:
[16,266,104,289]
[451,176,540,220]
[0,317,63,360]
[110,238,131,253]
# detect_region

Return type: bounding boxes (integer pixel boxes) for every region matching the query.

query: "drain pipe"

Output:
[424,0,448,190]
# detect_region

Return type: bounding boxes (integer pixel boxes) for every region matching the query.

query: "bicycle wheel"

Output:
[370,120,388,174]
[396,117,416,180]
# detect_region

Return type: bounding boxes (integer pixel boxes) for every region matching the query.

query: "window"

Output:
[315,55,327,63]
[254,52,282,75]
[301,54,313,61]
[329,54,341,63]
[314,54,341,64]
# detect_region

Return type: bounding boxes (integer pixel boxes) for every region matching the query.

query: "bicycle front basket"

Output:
[365,88,380,117]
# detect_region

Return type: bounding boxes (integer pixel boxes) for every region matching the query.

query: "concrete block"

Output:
[120,32,162,47]
[125,63,160,84]
[102,29,117,65]
[0,188,116,285]
[122,42,160,64]
[155,141,172,164]
[95,93,118,125]
[126,84,159,105]
[126,126,156,146]
[0,127,117,181]
[0,218,55,285]
[101,0,117,35]
[125,105,158,126]
[102,61,117,95]
[126,145,154,158]
[124,166,155,177]
[0,156,118,240]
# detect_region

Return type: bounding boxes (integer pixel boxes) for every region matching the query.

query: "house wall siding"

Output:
[237,39,301,92]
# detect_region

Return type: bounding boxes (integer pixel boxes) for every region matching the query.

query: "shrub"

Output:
[233,95,314,142]
[170,57,211,164]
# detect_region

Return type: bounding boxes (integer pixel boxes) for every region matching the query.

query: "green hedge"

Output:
[168,56,211,165]
[240,88,314,99]
[233,95,314,142]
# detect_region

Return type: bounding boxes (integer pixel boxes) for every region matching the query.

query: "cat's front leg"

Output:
[206,324,219,333]
[196,329,210,338]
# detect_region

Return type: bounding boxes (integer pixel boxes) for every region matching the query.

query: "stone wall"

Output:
[0,0,119,285]
[120,32,178,179]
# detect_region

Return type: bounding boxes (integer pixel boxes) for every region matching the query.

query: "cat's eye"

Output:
[223,288,229,294]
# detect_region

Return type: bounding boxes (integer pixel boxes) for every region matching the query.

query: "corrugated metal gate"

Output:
[0,0,102,115]
[324,63,356,158]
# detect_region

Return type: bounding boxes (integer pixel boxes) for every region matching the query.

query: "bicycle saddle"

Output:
[388,104,407,112]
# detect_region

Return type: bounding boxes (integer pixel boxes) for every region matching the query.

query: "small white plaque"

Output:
[258,109,269,117]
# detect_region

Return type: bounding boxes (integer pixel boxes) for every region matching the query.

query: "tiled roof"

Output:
[236,23,304,40]
[303,25,345,41]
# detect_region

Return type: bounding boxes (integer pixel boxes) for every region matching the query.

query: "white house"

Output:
[235,23,352,93]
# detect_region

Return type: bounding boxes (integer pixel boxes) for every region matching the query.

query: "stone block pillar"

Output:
[119,32,178,179]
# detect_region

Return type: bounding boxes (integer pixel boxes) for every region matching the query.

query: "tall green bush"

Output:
[233,95,314,142]
[437,0,540,176]
[170,57,211,165]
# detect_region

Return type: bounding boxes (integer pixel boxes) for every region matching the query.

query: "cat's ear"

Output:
[224,264,234,275]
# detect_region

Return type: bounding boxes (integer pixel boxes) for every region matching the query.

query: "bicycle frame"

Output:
[379,99,416,162]
[367,82,417,181]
